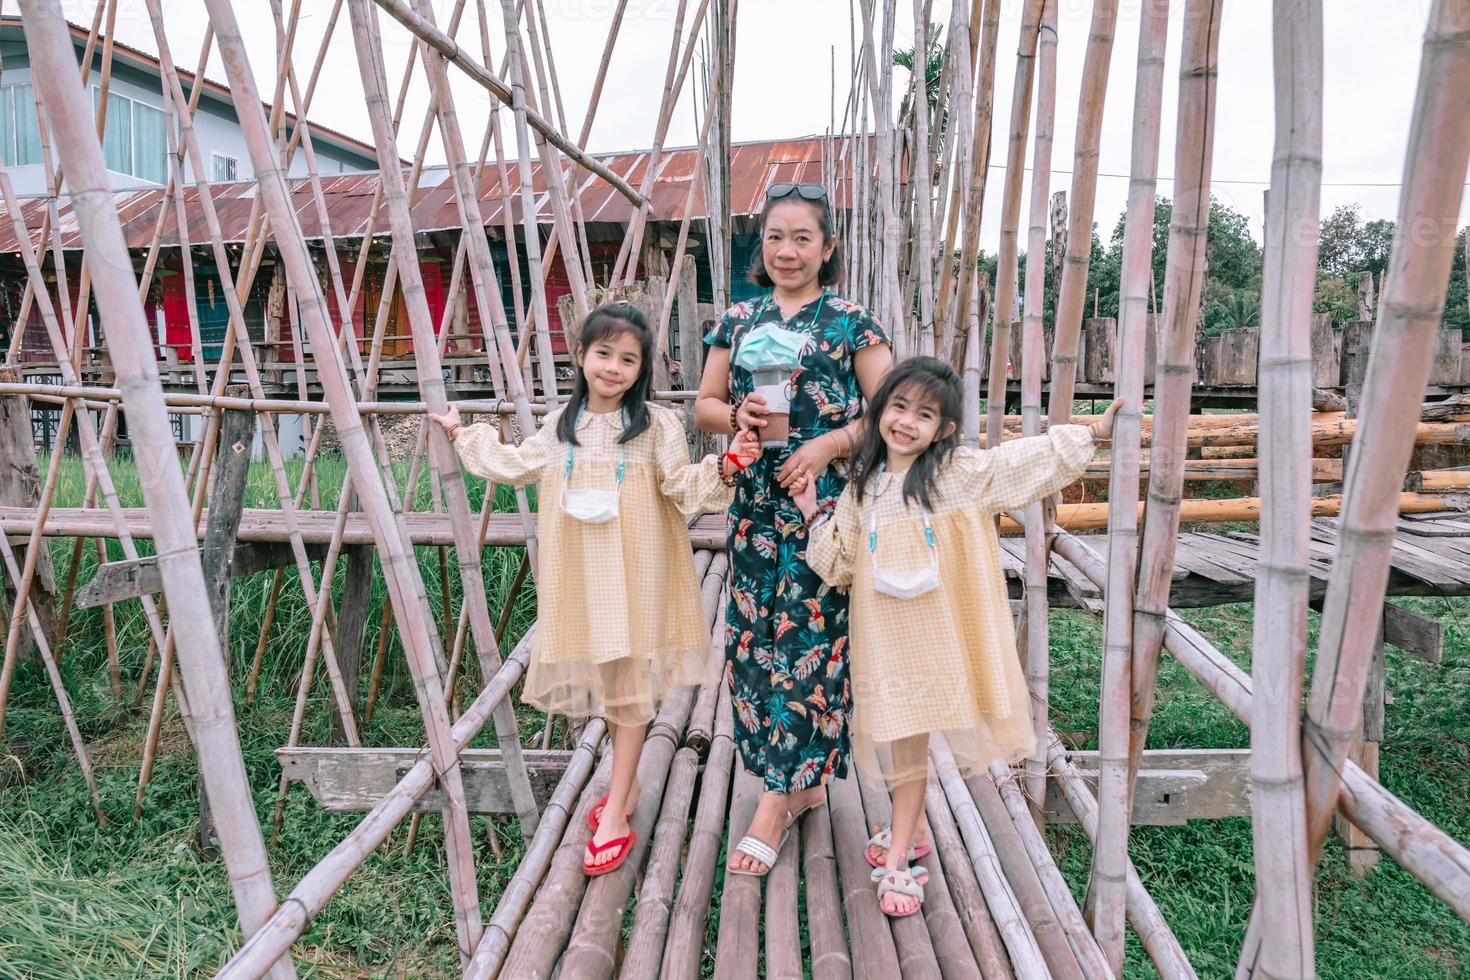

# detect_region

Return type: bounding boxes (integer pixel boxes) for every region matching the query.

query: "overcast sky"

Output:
[94,0,1470,251]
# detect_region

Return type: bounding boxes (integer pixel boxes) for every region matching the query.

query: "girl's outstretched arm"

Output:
[654,409,760,516]
[430,404,553,486]
[958,398,1122,513]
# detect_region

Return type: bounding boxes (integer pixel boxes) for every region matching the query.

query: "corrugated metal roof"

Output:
[0,136,867,254]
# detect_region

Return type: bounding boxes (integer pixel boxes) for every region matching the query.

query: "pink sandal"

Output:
[584,828,637,877]
[864,827,932,869]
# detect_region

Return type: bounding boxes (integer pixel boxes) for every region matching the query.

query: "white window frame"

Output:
[0,82,41,167]
[212,152,239,183]
[91,84,167,183]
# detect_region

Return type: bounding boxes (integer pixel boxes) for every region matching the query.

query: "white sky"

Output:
[91,0,1470,250]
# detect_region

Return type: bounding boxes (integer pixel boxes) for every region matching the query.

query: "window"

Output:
[92,87,167,182]
[212,153,238,182]
[0,83,42,166]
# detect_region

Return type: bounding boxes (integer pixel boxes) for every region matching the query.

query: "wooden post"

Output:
[196,392,256,859]
[331,544,373,742]
[0,368,59,664]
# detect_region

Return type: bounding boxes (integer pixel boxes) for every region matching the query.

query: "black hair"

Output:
[555,300,654,446]
[851,356,963,511]
[746,193,844,289]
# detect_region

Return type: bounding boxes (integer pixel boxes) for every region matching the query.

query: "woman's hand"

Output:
[1087,398,1125,443]
[736,392,770,431]
[779,433,839,493]
[428,404,464,440]
[792,469,820,519]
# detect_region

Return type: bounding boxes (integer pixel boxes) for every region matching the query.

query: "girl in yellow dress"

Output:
[431,301,760,877]
[794,356,1118,917]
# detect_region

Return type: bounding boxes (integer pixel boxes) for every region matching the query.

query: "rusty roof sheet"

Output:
[0,136,868,254]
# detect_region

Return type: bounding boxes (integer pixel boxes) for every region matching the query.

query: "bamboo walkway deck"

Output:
[473,601,1147,980]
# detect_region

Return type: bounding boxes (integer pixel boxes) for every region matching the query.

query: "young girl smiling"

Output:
[432,302,759,876]
[795,356,1119,916]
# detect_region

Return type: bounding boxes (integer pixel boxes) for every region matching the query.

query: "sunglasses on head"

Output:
[766,182,827,202]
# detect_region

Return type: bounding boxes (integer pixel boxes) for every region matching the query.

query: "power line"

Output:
[988,162,1469,190]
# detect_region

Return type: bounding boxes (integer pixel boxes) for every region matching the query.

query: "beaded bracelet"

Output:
[728,397,743,434]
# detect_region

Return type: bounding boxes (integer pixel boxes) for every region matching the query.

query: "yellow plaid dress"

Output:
[453,403,732,725]
[806,426,1096,786]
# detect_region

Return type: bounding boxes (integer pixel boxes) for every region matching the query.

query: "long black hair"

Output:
[851,356,963,511]
[555,300,654,446]
[746,193,844,289]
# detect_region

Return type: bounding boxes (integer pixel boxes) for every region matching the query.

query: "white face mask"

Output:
[560,408,626,524]
[560,486,620,524]
[869,505,941,600]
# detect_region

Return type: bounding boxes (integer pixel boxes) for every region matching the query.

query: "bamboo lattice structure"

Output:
[1,1,1469,976]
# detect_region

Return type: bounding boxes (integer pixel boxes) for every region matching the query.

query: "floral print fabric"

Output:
[707,291,888,792]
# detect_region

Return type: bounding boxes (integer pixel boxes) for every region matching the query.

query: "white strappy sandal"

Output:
[729,798,827,877]
[871,865,929,918]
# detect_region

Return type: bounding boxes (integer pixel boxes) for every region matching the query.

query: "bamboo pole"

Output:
[1052,527,1470,923]
[1045,733,1199,980]
[144,0,364,745]
[1090,0,1169,969]
[990,764,1114,980]
[464,709,605,979]
[932,0,979,358]
[348,0,540,833]
[1115,6,1222,963]
[1047,0,1118,425]
[1247,1,1470,969]
[494,0,574,402]
[853,773,944,978]
[1018,0,1057,815]
[0,498,105,823]
[558,556,723,978]
[218,642,533,978]
[986,0,1044,447]
[930,736,1048,976]
[925,773,1013,978]
[658,682,735,978]
[202,0,487,964]
[19,6,293,976]
[856,0,906,345]
[1238,3,1324,977]
[620,627,723,979]
[369,0,646,206]
[909,0,936,355]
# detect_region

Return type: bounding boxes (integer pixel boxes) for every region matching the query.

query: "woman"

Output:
[694,183,893,875]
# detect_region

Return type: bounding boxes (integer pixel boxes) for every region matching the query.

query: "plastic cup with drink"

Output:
[733,323,810,450]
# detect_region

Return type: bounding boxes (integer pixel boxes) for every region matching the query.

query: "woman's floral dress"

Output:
[707,291,889,793]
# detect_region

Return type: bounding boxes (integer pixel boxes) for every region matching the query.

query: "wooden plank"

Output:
[75,541,326,608]
[764,826,802,979]
[1043,748,1248,824]
[274,746,572,814]
[799,800,853,980]
[1311,312,1338,388]
[1383,601,1444,664]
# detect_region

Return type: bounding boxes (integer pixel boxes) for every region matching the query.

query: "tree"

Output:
[1317,204,1395,280]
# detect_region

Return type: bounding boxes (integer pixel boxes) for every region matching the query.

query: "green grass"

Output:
[3,454,1469,976]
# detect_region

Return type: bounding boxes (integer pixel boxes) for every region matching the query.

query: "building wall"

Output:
[0,37,375,199]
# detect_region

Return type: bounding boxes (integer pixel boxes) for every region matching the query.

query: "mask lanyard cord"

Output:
[564,405,628,492]
[868,463,937,576]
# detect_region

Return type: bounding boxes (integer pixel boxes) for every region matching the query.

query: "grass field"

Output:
[1,454,1468,977]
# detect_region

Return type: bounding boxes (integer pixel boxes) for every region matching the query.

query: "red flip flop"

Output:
[583,828,637,877]
[586,794,634,832]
